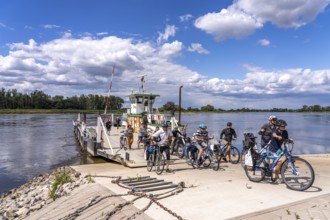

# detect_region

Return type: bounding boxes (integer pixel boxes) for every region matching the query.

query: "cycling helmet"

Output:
[199,123,207,129]
[227,122,232,126]
[161,122,168,127]
[277,119,287,127]
[269,115,277,121]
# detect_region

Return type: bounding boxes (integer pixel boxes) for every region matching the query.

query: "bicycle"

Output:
[119,131,128,151]
[244,139,315,191]
[171,133,188,158]
[146,144,166,175]
[190,141,220,171]
[216,140,240,164]
[241,133,258,167]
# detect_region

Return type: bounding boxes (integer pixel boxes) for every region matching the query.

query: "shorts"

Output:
[195,141,207,151]
[160,145,170,160]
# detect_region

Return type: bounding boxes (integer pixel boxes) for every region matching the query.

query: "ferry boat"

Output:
[72,76,182,166]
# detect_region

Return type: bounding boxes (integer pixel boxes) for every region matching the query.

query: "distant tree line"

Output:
[1,88,329,112]
[159,101,330,113]
[0,88,124,110]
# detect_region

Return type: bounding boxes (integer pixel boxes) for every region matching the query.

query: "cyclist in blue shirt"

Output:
[267,119,289,183]
[268,119,289,153]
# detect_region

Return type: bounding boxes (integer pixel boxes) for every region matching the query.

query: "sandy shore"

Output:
[1,154,329,220]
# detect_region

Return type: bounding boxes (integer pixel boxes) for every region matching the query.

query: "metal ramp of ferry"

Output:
[118,176,178,192]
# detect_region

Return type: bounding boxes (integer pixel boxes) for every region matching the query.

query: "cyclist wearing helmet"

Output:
[193,123,214,166]
[268,119,289,153]
[220,122,237,161]
[152,122,173,173]
[170,126,183,154]
[259,115,277,147]
[268,119,289,183]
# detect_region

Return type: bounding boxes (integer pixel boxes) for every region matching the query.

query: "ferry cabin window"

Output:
[150,97,155,105]
[137,97,142,104]
[129,97,136,103]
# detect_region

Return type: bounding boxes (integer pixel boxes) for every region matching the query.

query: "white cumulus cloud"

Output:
[187,43,209,54]
[157,25,177,44]
[194,8,263,41]
[194,0,330,41]
[1,35,330,109]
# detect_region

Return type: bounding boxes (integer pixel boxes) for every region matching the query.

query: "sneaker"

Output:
[223,157,228,162]
[166,169,172,173]
[276,178,284,184]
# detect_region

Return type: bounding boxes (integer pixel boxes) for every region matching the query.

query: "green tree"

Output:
[161,101,177,112]
[201,104,215,112]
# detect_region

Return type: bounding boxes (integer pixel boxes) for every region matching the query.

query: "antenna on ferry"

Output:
[104,65,115,114]
[139,74,147,93]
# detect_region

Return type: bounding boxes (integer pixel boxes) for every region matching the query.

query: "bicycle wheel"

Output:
[202,156,211,168]
[155,153,166,175]
[244,160,266,182]
[123,138,128,151]
[281,157,315,191]
[240,148,248,168]
[210,153,220,171]
[120,136,124,149]
[185,150,193,165]
[229,146,240,164]
[191,151,198,169]
[147,153,154,172]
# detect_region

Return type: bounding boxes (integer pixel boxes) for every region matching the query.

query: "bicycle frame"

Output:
[253,141,295,177]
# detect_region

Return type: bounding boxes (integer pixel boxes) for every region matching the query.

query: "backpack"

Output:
[243,133,257,149]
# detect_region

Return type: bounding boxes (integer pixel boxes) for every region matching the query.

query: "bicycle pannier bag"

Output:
[245,149,253,166]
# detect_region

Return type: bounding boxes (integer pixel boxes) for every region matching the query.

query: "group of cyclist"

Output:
[130,113,290,174]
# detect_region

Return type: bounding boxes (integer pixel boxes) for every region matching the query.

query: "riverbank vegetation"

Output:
[0,88,329,114]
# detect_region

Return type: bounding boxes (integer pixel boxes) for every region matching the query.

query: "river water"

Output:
[1,112,330,194]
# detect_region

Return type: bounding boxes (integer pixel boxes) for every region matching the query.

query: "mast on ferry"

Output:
[104,65,115,114]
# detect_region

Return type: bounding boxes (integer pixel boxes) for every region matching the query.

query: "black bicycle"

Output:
[146,144,166,175]
[215,140,240,164]
[171,133,188,158]
[244,139,315,191]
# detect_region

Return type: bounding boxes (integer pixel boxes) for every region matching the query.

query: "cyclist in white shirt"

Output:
[152,122,173,173]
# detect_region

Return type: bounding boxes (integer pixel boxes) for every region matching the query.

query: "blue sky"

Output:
[1,0,330,109]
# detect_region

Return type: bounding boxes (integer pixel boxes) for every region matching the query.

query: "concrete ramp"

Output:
[25,183,152,220]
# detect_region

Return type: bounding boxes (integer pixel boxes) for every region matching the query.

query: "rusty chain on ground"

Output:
[59,192,132,220]
[110,175,185,220]
[59,175,185,220]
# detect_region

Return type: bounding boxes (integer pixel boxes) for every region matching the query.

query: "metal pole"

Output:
[178,85,183,125]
